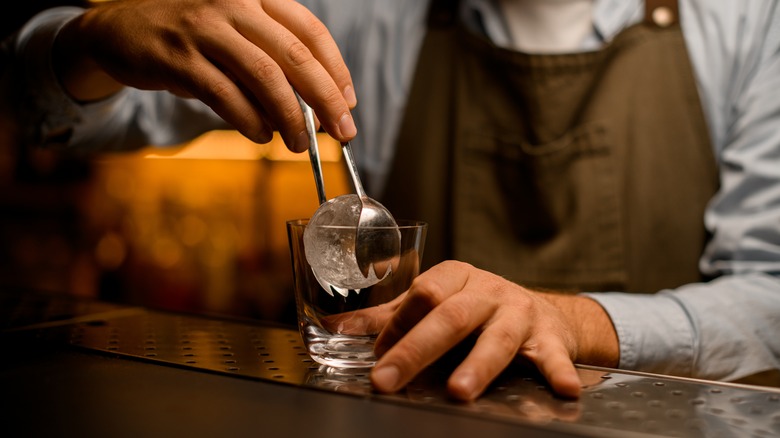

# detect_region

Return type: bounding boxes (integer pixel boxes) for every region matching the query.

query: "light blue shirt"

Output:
[8,0,780,383]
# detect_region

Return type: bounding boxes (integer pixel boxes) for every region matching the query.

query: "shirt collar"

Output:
[592,0,644,42]
[464,0,645,45]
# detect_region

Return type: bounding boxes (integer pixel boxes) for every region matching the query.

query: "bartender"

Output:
[5,0,780,400]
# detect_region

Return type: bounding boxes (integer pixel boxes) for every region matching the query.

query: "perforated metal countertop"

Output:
[3,291,780,437]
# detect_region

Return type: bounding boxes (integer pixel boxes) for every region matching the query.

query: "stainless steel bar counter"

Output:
[2,289,779,438]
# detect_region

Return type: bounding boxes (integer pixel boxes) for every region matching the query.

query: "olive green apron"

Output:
[380,0,719,293]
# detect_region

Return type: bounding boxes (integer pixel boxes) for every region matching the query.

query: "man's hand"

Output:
[53,0,356,152]
[370,261,619,401]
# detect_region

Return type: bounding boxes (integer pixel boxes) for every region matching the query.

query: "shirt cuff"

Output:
[15,7,87,146]
[581,291,696,377]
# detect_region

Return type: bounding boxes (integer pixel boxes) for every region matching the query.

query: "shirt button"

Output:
[652,6,676,27]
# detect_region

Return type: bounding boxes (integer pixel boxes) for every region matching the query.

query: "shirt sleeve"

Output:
[7,6,227,152]
[585,0,780,383]
[585,274,780,381]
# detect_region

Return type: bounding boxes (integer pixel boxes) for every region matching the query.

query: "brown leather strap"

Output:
[645,0,680,27]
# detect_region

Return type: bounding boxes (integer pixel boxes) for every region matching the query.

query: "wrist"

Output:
[53,10,123,102]
[540,293,619,368]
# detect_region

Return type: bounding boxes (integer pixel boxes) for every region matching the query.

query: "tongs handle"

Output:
[341,141,368,199]
[294,90,327,205]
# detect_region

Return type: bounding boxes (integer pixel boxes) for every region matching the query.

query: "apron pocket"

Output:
[454,122,626,290]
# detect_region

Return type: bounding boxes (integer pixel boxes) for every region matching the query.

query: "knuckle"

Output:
[297,15,337,61]
[302,15,330,41]
[488,324,521,353]
[408,276,446,307]
[249,56,280,81]
[177,8,205,30]
[436,300,474,332]
[441,260,476,275]
[320,86,345,106]
[277,99,302,127]
[485,279,510,301]
[285,39,314,69]
[448,260,473,269]
[178,4,222,35]
[206,78,234,102]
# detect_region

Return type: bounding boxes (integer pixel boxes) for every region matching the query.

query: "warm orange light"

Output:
[80,129,351,315]
[143,131,342,162]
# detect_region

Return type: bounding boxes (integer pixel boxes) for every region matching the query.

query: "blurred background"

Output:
[0,129,350,326]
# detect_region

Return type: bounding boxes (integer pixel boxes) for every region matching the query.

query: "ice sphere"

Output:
[304,194,388,291]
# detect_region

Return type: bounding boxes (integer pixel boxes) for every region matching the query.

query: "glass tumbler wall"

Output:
[287,219,426,368]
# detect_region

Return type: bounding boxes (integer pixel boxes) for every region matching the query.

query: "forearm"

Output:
[540,293,619,368]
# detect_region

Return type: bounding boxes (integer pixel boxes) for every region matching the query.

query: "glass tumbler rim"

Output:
[286,218,427,230]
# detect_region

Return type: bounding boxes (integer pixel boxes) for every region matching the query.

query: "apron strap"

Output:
[645,0,680,27]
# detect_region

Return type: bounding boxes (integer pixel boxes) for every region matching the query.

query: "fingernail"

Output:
[338,112,357,139]
[256,128,273,145]
[372,364,400,391]
[451,371,477,400]
[343,85,357,108]
[293,130,309,153]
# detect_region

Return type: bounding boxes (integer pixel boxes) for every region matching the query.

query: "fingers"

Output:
[86,0,355,150]
[373,262,470,357]
[192,22,283,143]
[372,265,493,393]
[370,261,583,401]
[320,292,407,335]
[525,338,583,399]
[446,319,526,401]
[448,325,582,400]
[263,0,356,107]
[235,0,356,148]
